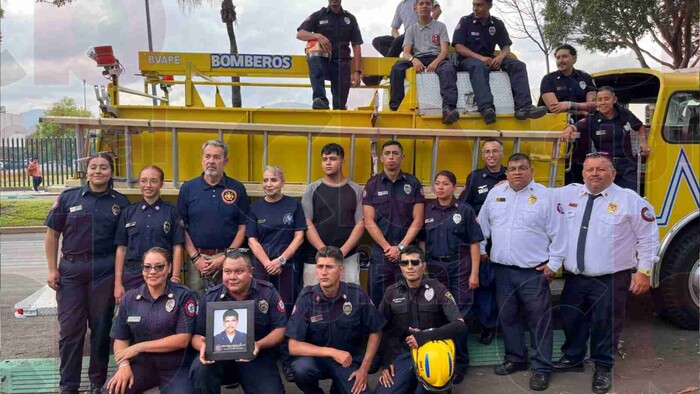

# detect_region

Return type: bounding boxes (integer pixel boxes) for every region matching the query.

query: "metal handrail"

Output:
[41,116,566,191]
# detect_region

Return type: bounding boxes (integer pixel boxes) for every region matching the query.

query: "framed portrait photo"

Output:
[205,300,255,361]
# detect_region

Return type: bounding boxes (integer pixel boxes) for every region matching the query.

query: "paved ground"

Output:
[1,233,698,393]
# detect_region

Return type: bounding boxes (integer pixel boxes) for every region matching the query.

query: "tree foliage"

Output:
[34,97,92,137]
[497,0,566,74]
[36,0,75,6]
[544,0,699,69]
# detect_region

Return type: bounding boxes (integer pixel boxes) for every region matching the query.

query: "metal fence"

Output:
[0,137,78,189]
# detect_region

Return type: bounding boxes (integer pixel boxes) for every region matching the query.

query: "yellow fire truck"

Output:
[42,48,699,330]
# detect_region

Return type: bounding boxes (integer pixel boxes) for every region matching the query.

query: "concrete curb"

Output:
[0,226,47,234]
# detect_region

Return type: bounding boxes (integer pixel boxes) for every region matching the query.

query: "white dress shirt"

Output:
[478,180,566,271]
[557,183,660,276]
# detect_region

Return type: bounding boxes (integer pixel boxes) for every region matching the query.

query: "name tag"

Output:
[556,86,567,91]
[310,314,324,323]
[496,197,506,202]
[471,32,480,36]
[392,297,406,304]
[127,316,141,323]
[319,20,328,25]
[125,222,136,228]
[425,218,435,224]
[596,130,606,136]
[478,185,489,194]
[69,205,83,213]
[377,191,389,196]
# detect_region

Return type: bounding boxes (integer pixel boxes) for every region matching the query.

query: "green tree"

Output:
[34,97,92,137]
[544,0,699,69]
[497,0,567,74]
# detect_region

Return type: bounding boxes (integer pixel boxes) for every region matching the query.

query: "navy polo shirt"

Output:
[196,279,287,341]
[45,184,130,256]
[245,195,307,260]
[177,173,250,250]
[422,198,484,258]
[114,198,185,262]
[574,104,643,159]
[111,282,197,367]
[452,13,512,59]
[285,282,386,361]
[540,69,596,109]
[362,171,425,245]
[458,166,507,215]
[297,7,363,61]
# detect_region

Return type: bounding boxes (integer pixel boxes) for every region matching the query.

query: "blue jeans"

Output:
[307,56,351,110]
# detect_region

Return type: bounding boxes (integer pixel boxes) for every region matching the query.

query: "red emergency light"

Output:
[88,46,118,67]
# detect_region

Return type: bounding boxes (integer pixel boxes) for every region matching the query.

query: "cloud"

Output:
[0,0,673,116]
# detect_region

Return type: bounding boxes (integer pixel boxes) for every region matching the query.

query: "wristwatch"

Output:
[638,268,651,277]
[397,243,406,252]
[278,256,287,266]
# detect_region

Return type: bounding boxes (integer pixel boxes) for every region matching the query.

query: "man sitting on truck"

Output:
[389,0,459,125]
[452,0,547,124]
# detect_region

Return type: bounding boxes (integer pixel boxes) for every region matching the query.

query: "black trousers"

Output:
[389,56,458,111]
[559,270,632,369]
[372,34,405,58]
[494,264,553,374]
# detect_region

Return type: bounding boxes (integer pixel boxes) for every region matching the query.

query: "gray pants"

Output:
[184,253,223,296]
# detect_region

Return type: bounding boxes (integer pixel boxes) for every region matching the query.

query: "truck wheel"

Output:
[655,224,700,330]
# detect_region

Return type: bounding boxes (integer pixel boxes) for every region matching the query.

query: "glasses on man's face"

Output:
[225,248,251,258]
[482,149,502,155]
[399,259,422,267]
[142,263,168,272]
[586,151,611,158]
[506,165,531,173]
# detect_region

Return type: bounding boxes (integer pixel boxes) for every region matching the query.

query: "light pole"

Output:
[145,0,158,106]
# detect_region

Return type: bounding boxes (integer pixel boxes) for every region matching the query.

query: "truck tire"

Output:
[654,224,700,330]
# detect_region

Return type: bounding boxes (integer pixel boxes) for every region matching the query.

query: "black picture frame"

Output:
[205,300,255,361]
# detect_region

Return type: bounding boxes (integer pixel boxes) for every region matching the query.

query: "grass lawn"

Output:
[0,199,54,227]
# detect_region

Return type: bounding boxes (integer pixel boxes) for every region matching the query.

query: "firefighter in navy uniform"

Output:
[539,44,597,184]
[363,140,425,307]
[45,153,130,394]
[286,246,386,394]
[177,140,250,295]
[296,0,363,110]
[189,249,286,394]
[458,138,506,346]
[104,247,197,394]
[376,245,466,393]
[114,165,185,298]
[562,86,651,190]
[420,170,483,385]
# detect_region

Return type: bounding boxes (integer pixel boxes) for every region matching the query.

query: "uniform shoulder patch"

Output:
[641,207,655,222]
[444,291,456,304]
[185,299,196,317]
[276,297,286,313]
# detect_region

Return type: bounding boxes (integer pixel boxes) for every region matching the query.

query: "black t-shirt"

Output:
[302,179,364,255]
[297,7,363,60]
[539,69,596,110]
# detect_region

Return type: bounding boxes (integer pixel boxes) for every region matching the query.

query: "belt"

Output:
[563,268,633,279]
[307,52,330,58]
[62,252,112,261]
[611,156,631,164]
[197,248,226,256]
[428,254,459,263]
[494,261,549,270]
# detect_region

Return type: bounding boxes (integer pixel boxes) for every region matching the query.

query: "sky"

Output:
[0,0,672,119]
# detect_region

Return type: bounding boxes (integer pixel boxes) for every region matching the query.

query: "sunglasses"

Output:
[142,263,168,272]
[225,248,251,258]
[586,151,611,158]
[399,259,423,267]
